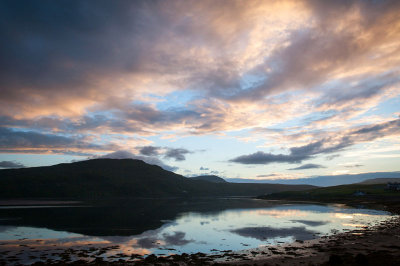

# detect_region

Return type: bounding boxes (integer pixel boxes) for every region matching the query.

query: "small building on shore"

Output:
[386,182,400,191]
[353,191,366,196]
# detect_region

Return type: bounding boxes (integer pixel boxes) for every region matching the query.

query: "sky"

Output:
[0,0,399,181]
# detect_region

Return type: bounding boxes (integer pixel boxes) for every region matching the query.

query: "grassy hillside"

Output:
[259,183,400,201]
[0,159,314,199]
[358,178,400,184]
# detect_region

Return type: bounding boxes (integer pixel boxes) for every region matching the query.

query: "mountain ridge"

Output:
[0,159,314,199]
[226,172,400,187]
[190,175,227,183]
[358,178,400,184]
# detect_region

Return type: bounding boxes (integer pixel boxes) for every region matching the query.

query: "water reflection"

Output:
[290,220,329,226]
[232,226,317,241]
[0,199,394,264]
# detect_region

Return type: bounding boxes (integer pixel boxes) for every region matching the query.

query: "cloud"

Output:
[291,220,329,227]
[139,146,160,156]
[257,174,277,178]
[231,118,400,165]
[0,125,193,164]
[162,231,193,246]
[325,154,340,161]
[98,150,178,172]
[135,231,193,249]
[0,0,399,175]
[200,166,209,170]
[0,127,118,154]
[163,148,191,161]
[138,145,192,161]
[288,164,326,170]
[0,0,398,134]
[230,151,307,165]
[344,164,363,168]
[135,237,159,249]
[231,226,317,241]
[0,161,25,168]
[0,114,151,136]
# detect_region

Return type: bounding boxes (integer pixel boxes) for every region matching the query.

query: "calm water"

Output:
[0,199,394,264]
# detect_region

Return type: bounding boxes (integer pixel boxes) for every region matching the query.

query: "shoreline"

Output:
[131,198,400,265]
[214,198,400,265]
[215,215,400,265]
[1,199,399,265]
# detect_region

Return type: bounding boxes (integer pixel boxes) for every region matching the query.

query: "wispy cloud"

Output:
[231,118,400,165]
[164,148,192,161]
[343,164,364,168]
[138,146,193,161]
[288,164,326,170]
[0,127,118,154]
[139,146,160,156]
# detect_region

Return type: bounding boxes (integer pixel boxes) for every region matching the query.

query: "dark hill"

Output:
[358,178,400,184]
[227,172,400,186]
[0,159,315,199]
[190,175,227,183]
[259,183,400,202]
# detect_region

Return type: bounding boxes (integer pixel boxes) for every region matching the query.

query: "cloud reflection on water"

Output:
[231,226,318,241]
[0,202,393,265]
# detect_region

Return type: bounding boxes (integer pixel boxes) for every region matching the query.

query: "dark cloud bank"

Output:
[139,146,192,161]
[288,164,326,170]
[231,226,317,241]
[231,118,400,165]
[0,127,114,154]
[0,161,25,168]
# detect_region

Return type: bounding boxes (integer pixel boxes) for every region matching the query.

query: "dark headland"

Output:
[0,158,314,199]
[190,175,227,183]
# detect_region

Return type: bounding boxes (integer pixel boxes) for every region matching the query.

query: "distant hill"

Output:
[190,175,227,183]
[0,159,314,199]
[358,178,400,185]
[227,172,400,187]
[259,183,400,202]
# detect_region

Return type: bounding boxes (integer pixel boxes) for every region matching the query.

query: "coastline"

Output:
[1,198,399,265]
[131,198,400,265]
[214,198,400,265]
[216,215,400,265]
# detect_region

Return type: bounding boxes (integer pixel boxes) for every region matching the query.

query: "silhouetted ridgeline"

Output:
[190,175,227,183]
[259,183,400,201]
[0,159,314,199]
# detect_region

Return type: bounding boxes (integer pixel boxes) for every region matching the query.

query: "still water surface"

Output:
[0,199,394,264]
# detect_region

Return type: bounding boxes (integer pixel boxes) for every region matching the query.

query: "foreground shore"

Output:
[1,198,399,265]
[131,201,400,266]
[22,213,400,266]
[220,198,400,266]
[218,215,400,265]
[109,199,400,265]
